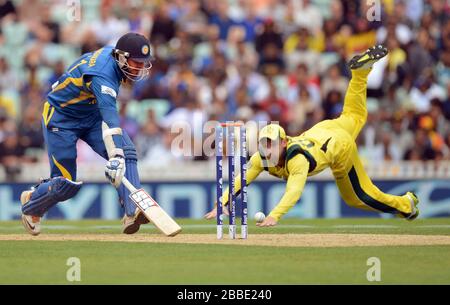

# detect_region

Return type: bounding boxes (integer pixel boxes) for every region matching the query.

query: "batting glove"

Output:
[105,156,126,188]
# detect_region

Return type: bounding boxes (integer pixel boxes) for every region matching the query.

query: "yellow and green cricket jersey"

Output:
[220,69,414,221]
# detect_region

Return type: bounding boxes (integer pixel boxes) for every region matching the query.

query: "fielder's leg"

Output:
[332,143,419,220]
[309,46,388,141]
[330,45,389,140]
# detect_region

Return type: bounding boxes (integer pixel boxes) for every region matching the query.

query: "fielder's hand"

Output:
[256,216,277,227]
[105,156,125,188]
[204,204,229,220]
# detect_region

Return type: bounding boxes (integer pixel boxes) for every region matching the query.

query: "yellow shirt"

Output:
[221,134,333,221]
[284,32,325,54]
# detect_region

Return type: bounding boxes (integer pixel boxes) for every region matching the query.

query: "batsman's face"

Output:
[121,58,152,81]
[127,59,145,75]
[259,138,287,165]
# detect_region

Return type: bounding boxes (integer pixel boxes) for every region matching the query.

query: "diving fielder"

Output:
[20,33,153,235]
[205,45,419,226]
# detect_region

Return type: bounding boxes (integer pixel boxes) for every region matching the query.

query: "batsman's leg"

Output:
[21,178,82,235]
[332,143,419,219]
[21,116,82,235]
[118,132,150,234]
[83,125,148,234]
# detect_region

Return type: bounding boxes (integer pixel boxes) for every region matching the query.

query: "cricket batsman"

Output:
[20,33,153,235]
[205,45,419,226]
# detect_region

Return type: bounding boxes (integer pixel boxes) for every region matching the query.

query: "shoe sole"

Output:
[122,211,150,235]
[406,192,419,221]
[348,45,388,70]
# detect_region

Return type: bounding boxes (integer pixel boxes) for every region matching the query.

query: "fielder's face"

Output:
[259,138,287,166]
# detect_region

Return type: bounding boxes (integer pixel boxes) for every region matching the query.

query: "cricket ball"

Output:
[254,212,265,223]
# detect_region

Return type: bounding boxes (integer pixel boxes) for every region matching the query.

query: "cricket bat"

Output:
[122,177,182,237]
[102,122,181,237]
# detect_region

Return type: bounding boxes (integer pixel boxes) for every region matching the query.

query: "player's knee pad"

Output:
[22,177,83,217]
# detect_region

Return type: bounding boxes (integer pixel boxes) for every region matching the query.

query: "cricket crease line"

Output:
[2,224,450,231]
[1,234,450,248]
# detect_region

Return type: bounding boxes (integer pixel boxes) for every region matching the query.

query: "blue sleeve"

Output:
[89,76,123,151]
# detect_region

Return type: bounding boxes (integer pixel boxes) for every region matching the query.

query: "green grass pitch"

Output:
[0,218,449,284]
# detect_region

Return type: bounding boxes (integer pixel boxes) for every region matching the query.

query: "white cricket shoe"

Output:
[122,208,150,234]
[20,190,41,236]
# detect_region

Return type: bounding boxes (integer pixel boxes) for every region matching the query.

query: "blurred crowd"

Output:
[1,0,450,179]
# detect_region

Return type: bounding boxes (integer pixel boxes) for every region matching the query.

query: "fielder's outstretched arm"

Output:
[268,154,309,221]
[220,152,264,207]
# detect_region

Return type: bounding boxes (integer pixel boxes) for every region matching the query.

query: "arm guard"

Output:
[102,121,124,158]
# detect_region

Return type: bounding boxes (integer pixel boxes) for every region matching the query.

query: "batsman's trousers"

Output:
[41,104,140,216]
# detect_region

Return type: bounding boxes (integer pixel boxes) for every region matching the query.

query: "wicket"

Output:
[215,123,248,240]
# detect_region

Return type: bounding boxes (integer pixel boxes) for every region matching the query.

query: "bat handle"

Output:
[121,177,137,193]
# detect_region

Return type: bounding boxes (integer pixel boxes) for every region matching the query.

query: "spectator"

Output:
[135,110,163,159]
[237,4,263,43]
[284,27,321,76]
[44,60,65,94]
[177,0,207,38]
[0,120,34,181]
[259,80,289,127]
[435,47,450,88]
[127,4,151,34]
[405,128,437,160]
[0,0,15,20]
[119,102,140,141]
[405,28,433,78]
[288,84,317,134]
[321,64,348,99]
[323,90,343,120]
[1,0,450,169]
[150,2,177,44]
[254,19,283,57]
[18,104,43,149]
[227,64,270,105]
[409,74,446,113]
[291,0,323,35]
[207,1,235,41]
[286,63,321,106]
[390,115,415,160]
[0,56,19,91]
[90,2,128,45]
[258,42,285,76]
